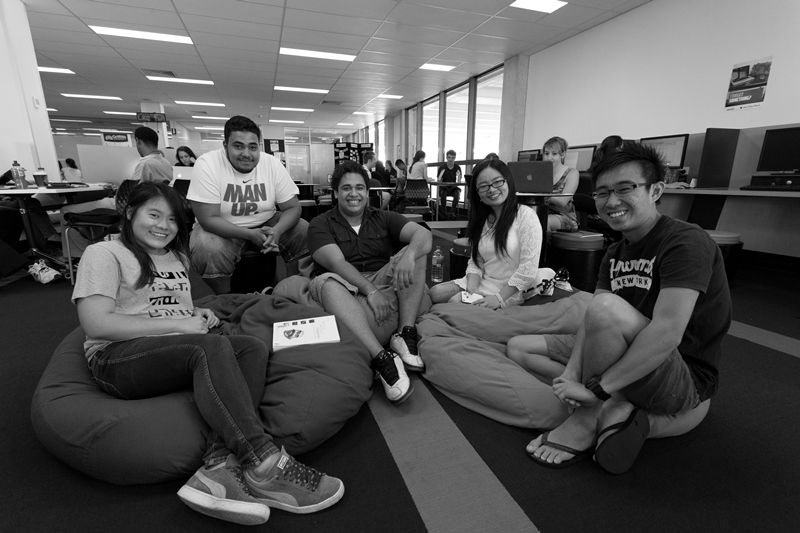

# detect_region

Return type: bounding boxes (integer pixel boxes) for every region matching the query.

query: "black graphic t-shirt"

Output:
[597,215,731,400]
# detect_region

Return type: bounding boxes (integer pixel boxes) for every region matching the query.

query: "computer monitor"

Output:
[564,145,597,172]
[639,134,689,168]
[756,127,800,173]
[517,149,541,162]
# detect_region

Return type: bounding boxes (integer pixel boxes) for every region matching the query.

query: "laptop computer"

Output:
[172,166,194,182]
[507,161,553,193]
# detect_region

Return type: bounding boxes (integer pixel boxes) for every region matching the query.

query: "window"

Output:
[406,106,417,165]
[473,68,503,160]
[422,97,440,179]
[376,119,386,162]
[444,83,468,163]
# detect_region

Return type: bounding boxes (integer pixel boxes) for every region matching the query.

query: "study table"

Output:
[1,184,107,265]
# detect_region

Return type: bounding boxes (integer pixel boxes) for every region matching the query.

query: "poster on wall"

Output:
[725,56,772,110]
[265,139,286,166]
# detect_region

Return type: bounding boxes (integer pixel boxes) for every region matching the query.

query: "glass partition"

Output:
[422,97,440,179]
[444,83,468,162]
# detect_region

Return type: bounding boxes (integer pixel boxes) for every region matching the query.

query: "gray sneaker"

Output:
[244,447,344,514]
[177,455,270,525]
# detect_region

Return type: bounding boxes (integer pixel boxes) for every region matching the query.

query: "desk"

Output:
[2,184,106,265]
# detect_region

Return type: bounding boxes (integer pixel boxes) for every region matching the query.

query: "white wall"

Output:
[53,135,103,167]
[523,0,800,148]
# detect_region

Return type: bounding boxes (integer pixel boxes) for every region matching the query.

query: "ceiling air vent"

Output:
[141,69,177,78]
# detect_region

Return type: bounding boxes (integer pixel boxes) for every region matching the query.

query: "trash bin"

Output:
[705,230,743,285]
[546,231,606,292]
[449,237,470,280]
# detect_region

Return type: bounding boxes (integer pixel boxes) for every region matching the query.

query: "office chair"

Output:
[63,179,138,284]
[401,179,432,218]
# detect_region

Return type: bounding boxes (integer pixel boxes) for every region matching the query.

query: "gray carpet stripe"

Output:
[729,320,800,359]
[368,375,538,533]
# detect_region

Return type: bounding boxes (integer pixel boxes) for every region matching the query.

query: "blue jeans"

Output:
[89,333,278,467]
[189,213,310,279]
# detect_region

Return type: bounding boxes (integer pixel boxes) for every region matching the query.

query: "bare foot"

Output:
[526,406,599,465]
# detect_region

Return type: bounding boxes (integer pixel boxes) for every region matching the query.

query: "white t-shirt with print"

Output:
[187,148,299,228]
[72,239,195,360]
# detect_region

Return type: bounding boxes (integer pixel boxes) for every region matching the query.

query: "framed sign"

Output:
[136,112,167,122]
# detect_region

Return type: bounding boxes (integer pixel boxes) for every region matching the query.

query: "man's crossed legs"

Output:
[523,292,708,473]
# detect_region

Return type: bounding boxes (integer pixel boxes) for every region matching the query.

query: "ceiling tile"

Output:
[474,18,565,41]
[286,0,398,19]
[181,14,281,40]
[537,3,606,28]
[375,21,463,46]
[386,3,490,32]
[61,0,183,28]
[280,27,371,51]
[283,8,381,36]
[173,0,284,24]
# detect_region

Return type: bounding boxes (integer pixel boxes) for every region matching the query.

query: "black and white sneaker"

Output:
[371,350,413,403]
[390,326,425,372]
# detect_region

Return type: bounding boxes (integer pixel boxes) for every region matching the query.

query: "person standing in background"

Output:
[133,127,173,184]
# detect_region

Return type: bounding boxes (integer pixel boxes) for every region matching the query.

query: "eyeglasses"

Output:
[591,181,648,201]
[476,177,506,194]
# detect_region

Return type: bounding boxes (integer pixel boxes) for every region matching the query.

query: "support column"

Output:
[139,102,170,148]
[0,0,60,181]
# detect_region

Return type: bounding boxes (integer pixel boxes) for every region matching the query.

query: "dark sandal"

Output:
[528,431,592,469]
[593,408,650,475]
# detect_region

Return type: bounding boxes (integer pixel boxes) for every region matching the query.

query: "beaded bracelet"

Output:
[495,292,506,309]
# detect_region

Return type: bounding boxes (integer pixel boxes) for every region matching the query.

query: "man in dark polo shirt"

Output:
[307,160,432,404]
[436,149,462,217]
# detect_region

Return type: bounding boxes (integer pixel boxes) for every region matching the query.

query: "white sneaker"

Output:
[27,260,60,284]
[390,326,425,372]
[371,350,413,403]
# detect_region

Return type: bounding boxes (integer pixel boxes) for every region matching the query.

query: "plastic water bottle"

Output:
[431,245,444,283]
[11,160,27,188]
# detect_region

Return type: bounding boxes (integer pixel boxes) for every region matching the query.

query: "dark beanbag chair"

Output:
[31,299,372,485]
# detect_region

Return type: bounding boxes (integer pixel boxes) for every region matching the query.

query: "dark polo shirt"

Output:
[308,206,410,276]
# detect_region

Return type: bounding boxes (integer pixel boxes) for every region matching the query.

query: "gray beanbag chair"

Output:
[417,292,592,429]
[31,297,372,485]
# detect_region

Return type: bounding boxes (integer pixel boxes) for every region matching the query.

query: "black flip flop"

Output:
[593,408,650,475]
[528,431,592,469]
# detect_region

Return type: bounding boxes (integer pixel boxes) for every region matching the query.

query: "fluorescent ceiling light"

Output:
[47,108,57,112]
[130,122,145,125]
[53,132,74,135]
[420,63,455,72]
[274,86,329,94]
[89,25,192,44]
[353,111,372,115]
[147,76,213,85]
[175,100,225,107]
[195,126,224,131]
[103,111,137,116]
[61,93,122,100]
[269,120,304,124]
[509,0,567,14]
[51,118,92,123]
[191,115,230,120]
[38,66,74,74]
[83,128,131,133]
[271,106,314,112]
[54,128,66,130]
[377,94,402,99]
[83,133,102,136]
[337,123,354,126]
[279,47,356,62]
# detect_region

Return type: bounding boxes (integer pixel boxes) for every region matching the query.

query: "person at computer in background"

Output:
[524,142,730,474]
[437,150,463,217]
[187,115,310,295]
[429,158,542,309]
[133,126,173,184]
[407,151,428,181]
[363,151,389,209]
[385,160,398,186]
[306,160,431,404]
[62,158,83,181]
[175,146,197,167]
[542,136,580,233]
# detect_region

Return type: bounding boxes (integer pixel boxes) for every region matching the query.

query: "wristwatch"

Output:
[585,376,611,401]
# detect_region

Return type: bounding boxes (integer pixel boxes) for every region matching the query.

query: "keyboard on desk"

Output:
[46,182,89,189]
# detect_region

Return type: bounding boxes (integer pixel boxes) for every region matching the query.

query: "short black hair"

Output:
[224,115,261,143]
[446,149,456,157]
[591,141,666,188]
[363,151,376,163]
[331,160,369,191]
[134,126,159,147]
